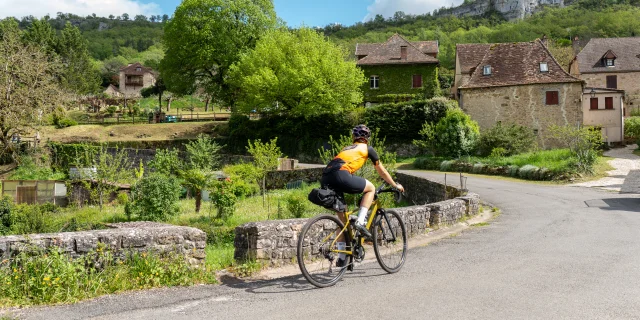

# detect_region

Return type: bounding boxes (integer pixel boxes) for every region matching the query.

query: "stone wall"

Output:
[460,82,583,148]
[396,172,463,204]
[234,173,480,266]
[265,168,323,190]
[0,222,206,265]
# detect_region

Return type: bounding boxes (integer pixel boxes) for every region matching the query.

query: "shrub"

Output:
[106,105,117,116]
[472,163,485,174]
[414,108,480,158]
[490,147,507,158]
[518,164,540,180]
[10,204,57,235]
[548,125,603,174]
[477,122,537,157]
[508,165,519,177]
[440,160,456,171]
[56,118,78,128]
[148,149,182,176]
[0,196,13,235]
[116,192,129,206]
[624,116,640,144]
[126,174,182,221]
[285,193,307,218]
[210,180,238,220]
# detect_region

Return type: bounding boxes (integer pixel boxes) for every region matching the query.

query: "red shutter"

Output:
[606,75,617,89]
[412,75,422,88]
[590,98,599,110]
[605,97,614,109]
[546,91,559,105]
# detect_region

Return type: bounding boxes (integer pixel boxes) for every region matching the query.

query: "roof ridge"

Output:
[536,39,582,81]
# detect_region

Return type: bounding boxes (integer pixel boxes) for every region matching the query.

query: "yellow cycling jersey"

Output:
[328,142,380,174]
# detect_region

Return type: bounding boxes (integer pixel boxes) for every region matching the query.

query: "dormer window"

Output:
[539,62,548,72]
[601,50,617,67]
[605,59,614,67]
[483,65,491,76]
[136,67,142,72]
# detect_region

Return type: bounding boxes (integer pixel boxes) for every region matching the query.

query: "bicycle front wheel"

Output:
[297,214,348,288]
[372,209,407,273]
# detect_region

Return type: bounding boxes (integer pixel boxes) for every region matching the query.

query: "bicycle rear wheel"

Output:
[297,214,348,288]
[372,209,407,273]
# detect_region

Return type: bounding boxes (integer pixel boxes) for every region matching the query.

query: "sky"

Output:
[0,0,464,27]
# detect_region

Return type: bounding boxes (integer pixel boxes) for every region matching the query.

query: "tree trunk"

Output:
[167,97,172,112]
[158,91,163,112]
[204,97,210,112]
[195,190,202,213]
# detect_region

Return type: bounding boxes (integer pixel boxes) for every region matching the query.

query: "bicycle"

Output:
[297,183,408,288]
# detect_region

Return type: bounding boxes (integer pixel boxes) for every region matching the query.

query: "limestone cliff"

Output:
[437,0,565,21]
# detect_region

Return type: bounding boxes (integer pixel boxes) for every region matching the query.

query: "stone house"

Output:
[455,39,584,145]
[355,34,439,103]
[570,37,640,116]
[103,84,122,97]
[118,62,156,97]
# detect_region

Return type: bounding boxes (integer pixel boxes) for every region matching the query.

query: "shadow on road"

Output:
[585,197,640,212]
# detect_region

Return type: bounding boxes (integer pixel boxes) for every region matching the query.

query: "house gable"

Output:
[356,34,439,66]
[576,37,640,73]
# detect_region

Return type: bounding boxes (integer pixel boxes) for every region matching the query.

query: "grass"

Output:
[633,149,640,157]
[470,222,490,228]
[40,121,225,143]
[463,149,576,172]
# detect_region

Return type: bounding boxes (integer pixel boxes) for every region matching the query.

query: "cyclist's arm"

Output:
[368,146,404,191]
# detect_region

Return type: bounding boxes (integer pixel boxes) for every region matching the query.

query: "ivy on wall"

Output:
[360,64,440,102]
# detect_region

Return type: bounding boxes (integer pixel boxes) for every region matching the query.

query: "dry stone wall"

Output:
[0,222,206,265]
[234,173,480,266]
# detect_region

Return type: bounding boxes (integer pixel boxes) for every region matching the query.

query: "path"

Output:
[7,171,640,319]
[571,144,640,193]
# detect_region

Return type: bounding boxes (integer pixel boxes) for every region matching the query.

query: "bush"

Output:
[364,98,454,143]
[106,105,117,116]
[10,204,57,235]
[285,193,307,218]
[548,125,603,174]
[0,196,13,235]
[209,180,238,220]
[518,164,540,180]
[56,118,78,128]
[508,165,519,177]
[414,108,480,158]
[126,174,182,221]
[476,122,537,157]
[625,116,640,144]
[440,160,456,171]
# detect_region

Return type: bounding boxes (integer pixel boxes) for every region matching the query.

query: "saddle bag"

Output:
[308,188,346,212]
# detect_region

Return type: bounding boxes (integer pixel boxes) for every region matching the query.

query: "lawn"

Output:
[40,121,226,143]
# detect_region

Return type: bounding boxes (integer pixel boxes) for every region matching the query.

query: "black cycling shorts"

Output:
[321,169,366,194]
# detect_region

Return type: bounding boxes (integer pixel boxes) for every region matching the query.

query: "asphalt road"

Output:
[11,171,640,320]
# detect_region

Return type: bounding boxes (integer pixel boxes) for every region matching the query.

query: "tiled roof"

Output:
[355,39,439,57]
[576,37,640,73]
[456,44,491,74]
[120,62,153,75]
[460,40,582,89]
[356,34,439,66]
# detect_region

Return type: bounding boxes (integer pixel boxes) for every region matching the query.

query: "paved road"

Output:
[11,171,640,320]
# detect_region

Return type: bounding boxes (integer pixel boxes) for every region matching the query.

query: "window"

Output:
[606,59,615,67]
[412,75,422,88]
[590,97,598,110]
[370,76,379,89]
[606,75,617,89]
[136,67,142,72]
[540,62,548,72]
[483,65,491,76]
[400,46,407,60]
[605,97,614,109]
[546,91,559,105]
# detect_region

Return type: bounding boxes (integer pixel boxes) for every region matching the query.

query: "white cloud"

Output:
[364,0,464,21]
[0,0,161,19]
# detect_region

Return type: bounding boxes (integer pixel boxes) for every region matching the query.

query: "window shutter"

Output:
[412,75,422,88]
[606,75,617,89]
[590,98,598,110]
[546,91,559,105]
[605,97,613,109]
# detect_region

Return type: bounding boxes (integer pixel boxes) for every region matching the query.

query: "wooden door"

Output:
[17,186,36,205]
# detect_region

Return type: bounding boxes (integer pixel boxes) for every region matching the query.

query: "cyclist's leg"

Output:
[356,180,375,224]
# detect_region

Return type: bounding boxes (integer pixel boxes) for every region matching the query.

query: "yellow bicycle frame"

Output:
[327,200,380,256]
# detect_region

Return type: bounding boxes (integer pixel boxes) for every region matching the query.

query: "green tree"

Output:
[181,134,222,213]
[148,149,182,176]
[77,145,132,210]
[126,173,182,221]
[228,27,366,116]
[160,0,277,104]
[414,108,480,158]
[0,19,66,161]
[246,138,282,206]
[23,18,57,54]
[56,22,101,94]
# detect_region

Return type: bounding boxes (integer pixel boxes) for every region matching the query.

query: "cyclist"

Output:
[321,124,404,266]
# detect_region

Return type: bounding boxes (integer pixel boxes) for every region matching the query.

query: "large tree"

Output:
[160,0,277,104]
[56,22,101,95]
[0,19,66,160]
[228,27,366,116]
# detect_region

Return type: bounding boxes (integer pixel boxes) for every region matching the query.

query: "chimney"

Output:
[572,35,581,55]
[540,34,548,47]
[401,46,407,60]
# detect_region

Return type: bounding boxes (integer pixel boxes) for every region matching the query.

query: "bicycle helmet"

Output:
[352,124,371,143]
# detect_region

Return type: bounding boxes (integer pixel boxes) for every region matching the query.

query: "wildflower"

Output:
[43,277,50,281]
[12,268,16,273]
[55,277,60,281]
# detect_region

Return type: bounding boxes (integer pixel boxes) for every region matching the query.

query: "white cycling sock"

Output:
[356,206,369,225]
[337,242,346,260]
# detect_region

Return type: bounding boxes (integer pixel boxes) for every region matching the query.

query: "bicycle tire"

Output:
[372,209,407,273]
[297,214,348,288]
